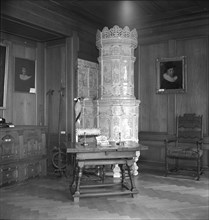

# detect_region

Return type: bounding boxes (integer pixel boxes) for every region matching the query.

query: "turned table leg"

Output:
[126,160,137,197]
[73,161,84,203]
[70,164,78,193]
[119,164,125,190]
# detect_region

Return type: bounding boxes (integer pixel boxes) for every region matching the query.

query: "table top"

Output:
[67,141,144,153]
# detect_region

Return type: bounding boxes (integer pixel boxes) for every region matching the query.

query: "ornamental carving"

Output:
[96,25,138,49]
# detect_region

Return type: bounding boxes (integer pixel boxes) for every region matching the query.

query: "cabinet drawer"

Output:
[23,130,42,157]
[27,162,40,179]
[0,165,18,187]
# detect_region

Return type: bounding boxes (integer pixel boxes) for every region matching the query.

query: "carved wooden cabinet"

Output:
[0,126,47,187]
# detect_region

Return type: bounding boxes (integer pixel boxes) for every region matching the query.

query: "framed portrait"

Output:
[14,57,36,93]
[0,42,9,109]
[156,56,186,94]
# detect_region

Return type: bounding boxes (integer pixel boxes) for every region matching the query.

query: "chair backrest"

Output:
[177,113,203,143]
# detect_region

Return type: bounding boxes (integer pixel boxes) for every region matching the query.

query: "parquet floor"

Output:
[0,168,208,220]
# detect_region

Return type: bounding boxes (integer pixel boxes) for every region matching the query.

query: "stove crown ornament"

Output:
[96,25,138,49]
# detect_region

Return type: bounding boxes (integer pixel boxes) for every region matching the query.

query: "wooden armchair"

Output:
[164,113,203,180]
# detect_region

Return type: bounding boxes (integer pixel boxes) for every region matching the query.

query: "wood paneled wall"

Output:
[176,38,208,133]
[0,32,95,132]
[44,33,97,138]
[139,42,169,132]
[139,37,208,134]
[138,33,209,168]
[0,34,45,126]
[45,42,66,134]
[78,30,98,63]
[12,44,37,125]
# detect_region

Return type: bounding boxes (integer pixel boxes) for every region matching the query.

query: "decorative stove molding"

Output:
[96,25,140,143]
[96,25,138,49]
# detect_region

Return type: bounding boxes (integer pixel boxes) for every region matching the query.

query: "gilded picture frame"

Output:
[0,41,9,109]
[156,56,186,94]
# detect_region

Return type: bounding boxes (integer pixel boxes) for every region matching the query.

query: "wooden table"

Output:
[67,141,141,202]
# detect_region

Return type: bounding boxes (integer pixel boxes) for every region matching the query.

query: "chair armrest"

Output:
[164,137,177,154]
[164,137,177,143]
[196,138,203,150]
[196,139,203,145]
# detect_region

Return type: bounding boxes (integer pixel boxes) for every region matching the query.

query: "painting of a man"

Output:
[160,59,185,91]
[160,61,182,90]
